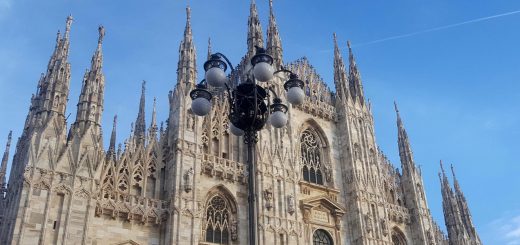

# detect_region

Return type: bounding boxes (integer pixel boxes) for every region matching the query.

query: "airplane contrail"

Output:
[353,9,520,47]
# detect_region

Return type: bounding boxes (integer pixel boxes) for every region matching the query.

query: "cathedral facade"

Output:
[0,2,482,245]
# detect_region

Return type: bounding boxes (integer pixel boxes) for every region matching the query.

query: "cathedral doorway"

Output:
[312,229,333,245]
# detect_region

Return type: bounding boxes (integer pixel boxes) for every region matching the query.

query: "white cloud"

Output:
[490,214,520,245]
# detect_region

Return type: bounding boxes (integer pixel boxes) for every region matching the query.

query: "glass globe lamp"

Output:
[229,123,244,136]
[251,47,274,82]
[190,84,212,116]
[284,73,305,105]
[269,98,288,128]
[204,54,228,87]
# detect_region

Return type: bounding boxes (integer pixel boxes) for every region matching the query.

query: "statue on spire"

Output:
[98,25,105,44]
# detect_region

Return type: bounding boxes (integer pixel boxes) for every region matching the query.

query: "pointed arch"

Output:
[313,229,333,245]
[297,118,330,148]
[391,227,407,245]
[202,185,238,244]
[298,120,331,186]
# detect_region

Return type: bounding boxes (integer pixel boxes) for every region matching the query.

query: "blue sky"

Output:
[1,0,519,243]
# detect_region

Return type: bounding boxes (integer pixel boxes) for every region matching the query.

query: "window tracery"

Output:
[313,229,333,245]
[301,129,325,185]
[391,228,407,245]
[204,194,235,244]
[118,176,128,192]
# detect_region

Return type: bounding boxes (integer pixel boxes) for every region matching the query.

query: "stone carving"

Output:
[427,229,435,244]
[287,194,295,215]
[325,166,333,182]
[231,219,238,241]
[303,209,311,223]
[201,154,246,184]
[381,218,389,236]
[264,186,274,210]
[334,215,341,230]
[186,111,195,131]
[183,167,194,193]
[364,214,373,233]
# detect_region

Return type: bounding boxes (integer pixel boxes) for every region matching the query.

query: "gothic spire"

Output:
[177,5,197,90]
[0,131,12,193]
[72,25,106,133]
[92,25,105,70]
[266,0,283,68]
[107,115,117,160]
[439,161,482,244]
[149,97,158,138]
[32,16,74,121]
[134,81,147,146]
[333,33,349,101]
[347,41,365,104]
[450,164,463,195]
[439,160,452,199]
[247,0,264,57]
[450,164,482,243]
[394,102,415,174]
[64,15,73,43]
[49,15,72,63]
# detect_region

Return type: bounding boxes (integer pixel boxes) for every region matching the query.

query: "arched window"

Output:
[313,229,333,245]
[204,194,234,244]
[301,129,325,185]
[391,228,407,245]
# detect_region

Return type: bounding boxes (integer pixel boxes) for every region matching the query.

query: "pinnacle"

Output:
[450,164,457,179]
[65,15,73,37]
[440,160,446,175]
[98,25,105,45]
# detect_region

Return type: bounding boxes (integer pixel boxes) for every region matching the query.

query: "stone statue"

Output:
[381,218,388,236]
[364,214,373,233]
[187,112,195,131]
[183,167,194,193]
[264,186,273,210]
[287,194,295,215]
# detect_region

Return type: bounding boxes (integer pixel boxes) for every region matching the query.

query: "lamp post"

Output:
[190,47,304,245]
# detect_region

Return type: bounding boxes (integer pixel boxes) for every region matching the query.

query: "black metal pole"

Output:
[245,130,257,245]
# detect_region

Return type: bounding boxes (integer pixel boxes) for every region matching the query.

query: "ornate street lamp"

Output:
[190,46,304,245]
